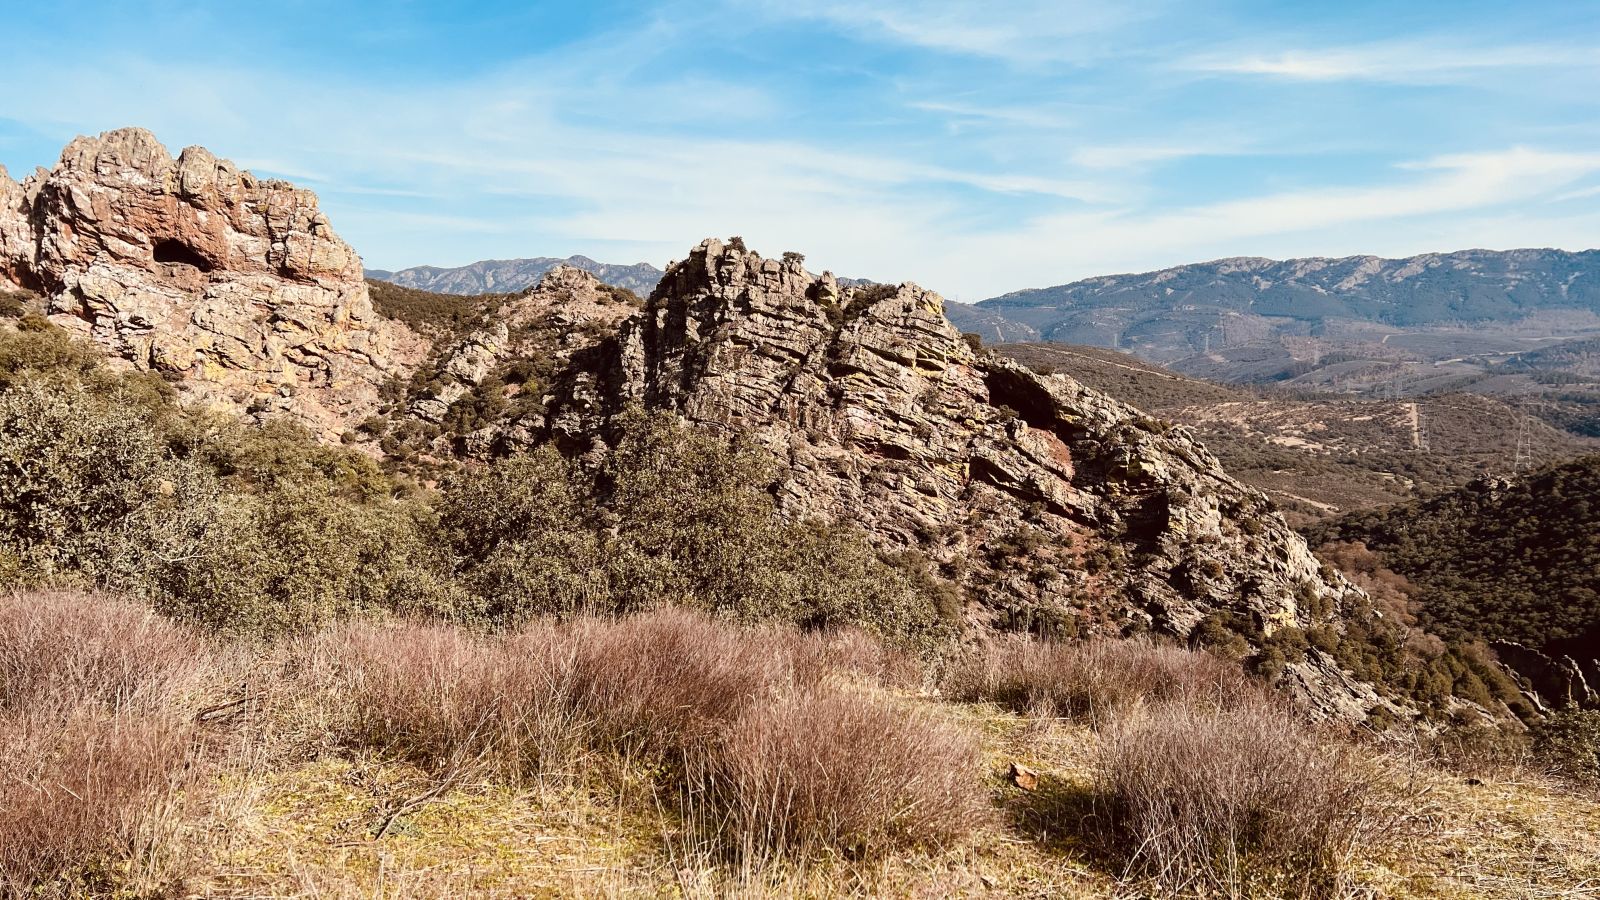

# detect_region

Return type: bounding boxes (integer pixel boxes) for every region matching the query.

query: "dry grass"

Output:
[1097,695,1412,899]
[0,590,213,715]
[945,635,1255,725]
[6,591,1598,898]
[288,608,982,866]
[313,620,584,782]
[0,712,196,897]
[559,609,826,755]
[690,690,988,861]
[0,591,216,898]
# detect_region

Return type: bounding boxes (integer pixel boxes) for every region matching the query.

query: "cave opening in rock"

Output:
[153,239,215,272]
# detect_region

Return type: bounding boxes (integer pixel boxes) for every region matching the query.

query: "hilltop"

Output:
[968,251,1600,439]
[1309,456,1600,707]
[978,249,1600,354]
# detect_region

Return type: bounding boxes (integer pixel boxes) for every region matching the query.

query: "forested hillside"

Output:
[1310,458,1600,688]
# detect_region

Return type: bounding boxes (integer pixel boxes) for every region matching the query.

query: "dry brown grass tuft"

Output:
[0,712,196,897]
[692,690,988,861]
[945,635,1255,725]
[1097,695,1407,898]
[0,590,213,715]
[313,620,583,782]
[560,608,827,754]
[300,608,982,865]
[0,591,214,898]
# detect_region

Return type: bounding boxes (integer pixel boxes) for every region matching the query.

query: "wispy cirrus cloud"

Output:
[1183,40,1600,83]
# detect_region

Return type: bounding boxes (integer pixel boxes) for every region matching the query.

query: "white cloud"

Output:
[1184,41,1599,83]
[946,147,1600,295]
[1067,141,1249,170]
[2,22,1595,300]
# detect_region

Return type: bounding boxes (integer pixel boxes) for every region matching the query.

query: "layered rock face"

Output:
[549,240,1362,654]
[408,264,639,454]
[0,128,422,438]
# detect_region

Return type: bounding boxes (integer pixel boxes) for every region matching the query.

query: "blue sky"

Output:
[1,1,1596,299]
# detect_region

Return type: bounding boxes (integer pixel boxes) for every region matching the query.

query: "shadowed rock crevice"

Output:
[152,238,215,272]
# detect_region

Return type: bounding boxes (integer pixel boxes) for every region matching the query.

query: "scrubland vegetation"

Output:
[7,590,1600,897]
[3,311,1600,897]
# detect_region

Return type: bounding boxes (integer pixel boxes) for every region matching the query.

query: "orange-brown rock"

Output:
[0,166,33,290]
[0,128,423,438]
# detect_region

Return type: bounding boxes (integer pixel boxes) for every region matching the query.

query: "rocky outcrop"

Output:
[402,264,640,455]
[547,240,1364,653]
[1492,641,1600,712]
[0,128,423,438]
[0,166,34,290]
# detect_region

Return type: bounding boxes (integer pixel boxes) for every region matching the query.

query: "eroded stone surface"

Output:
[547,240,1364,655]
[0,128,423,438]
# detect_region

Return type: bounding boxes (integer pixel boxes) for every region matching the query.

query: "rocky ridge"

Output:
[1,130,1398,720]
[535,239,1378,716]
[400,264,639,456]
[975,248,1600,360]
[0,128,423,439]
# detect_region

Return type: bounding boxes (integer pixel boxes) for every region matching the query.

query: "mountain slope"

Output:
[1309,457,1600,707]
[519,239,1396,718]
[979,249,1600,360]
[368,255,663,296]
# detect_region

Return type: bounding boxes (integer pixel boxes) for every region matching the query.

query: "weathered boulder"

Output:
[548,239,1363,649]
[2,128,423,438]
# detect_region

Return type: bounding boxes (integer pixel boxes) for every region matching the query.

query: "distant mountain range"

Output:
[366,256,664,296]
[974,249,1600,358]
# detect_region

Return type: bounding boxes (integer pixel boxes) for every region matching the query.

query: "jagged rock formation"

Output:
[543,240,1365,671]
[402,264,638,455]
[0,166,33,289]
[0,128,423,439]
[368,255,664,297]
[1492,642,1599,712]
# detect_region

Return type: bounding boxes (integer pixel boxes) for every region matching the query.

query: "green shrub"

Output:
[0,324,956,648]
[438,410,951,648]
[439,448,607,622]
[0,378,219,590]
